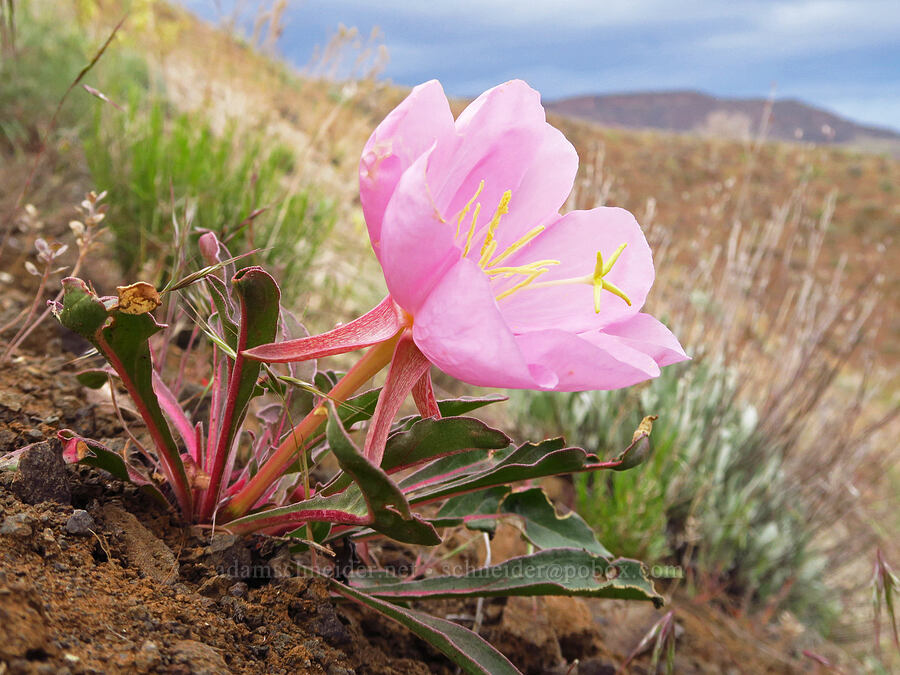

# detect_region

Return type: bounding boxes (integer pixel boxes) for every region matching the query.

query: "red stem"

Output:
[221,335,400,521]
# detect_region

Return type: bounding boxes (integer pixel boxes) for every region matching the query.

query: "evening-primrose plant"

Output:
[48,80,686,674]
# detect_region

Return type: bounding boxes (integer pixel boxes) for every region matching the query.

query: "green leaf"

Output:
[52,277,109,338]
[434,486,510,524]
[383,417,511,473]
[433,487,612,556]
[404,436,648,505]
[224,487,369,535]
[100,310,192,512]
[76,369,110,389]
[325,402,440,545]
[339,387,381,428]
[325,573,520,675]
[500,488,612,557]
[432,486,510,534]
[351,548,663,607]
[436,395,508,417]
[224,267,281,447]
[405,439,585,503]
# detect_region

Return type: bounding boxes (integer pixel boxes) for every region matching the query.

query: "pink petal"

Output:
[515,329,661,392]
[379,148,461,314]
[412,258,556,389]
[243,296,405,362]
[601,313,689,367]
[363,335,432,466]
[490,123,578,253]
[429,80,550,234]
[497,207,654,333]
[359,80,455,257]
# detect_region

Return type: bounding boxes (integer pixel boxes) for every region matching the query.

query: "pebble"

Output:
[66,509,96,535]
[228,581,248,598]
[135,640,161,672]
[1,513,34,537]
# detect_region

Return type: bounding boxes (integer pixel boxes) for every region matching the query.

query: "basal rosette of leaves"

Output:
[44,80,687,674]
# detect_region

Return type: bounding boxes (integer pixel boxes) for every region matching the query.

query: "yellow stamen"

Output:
[487,225,546,268]
[456,180,485,239]
[462,203,481,258]
[479,190,512,265]
[485,260,560,276]
[495,269,551,301]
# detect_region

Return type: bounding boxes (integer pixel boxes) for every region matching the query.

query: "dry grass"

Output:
[556,112,898,664]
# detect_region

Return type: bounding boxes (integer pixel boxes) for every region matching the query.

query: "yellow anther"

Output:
[462,203,482,258]
[456,180,485,239]
[487,225,545,268]
[479,190,512,265]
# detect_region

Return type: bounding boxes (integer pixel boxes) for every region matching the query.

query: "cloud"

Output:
[182,0,900,129]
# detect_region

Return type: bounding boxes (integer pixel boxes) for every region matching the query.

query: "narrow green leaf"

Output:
[225,267,281,445]
[406,439,587,503]
[436,395,508,417]
[325,402,440,545]
[100,310,191,512]
[325,573,521,675]
[383,417,511,473]
[351,548,663,607]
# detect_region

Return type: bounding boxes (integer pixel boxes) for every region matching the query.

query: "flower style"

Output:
[244,79,686,470]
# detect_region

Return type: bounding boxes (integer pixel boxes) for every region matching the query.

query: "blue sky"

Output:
[187,0,900,132]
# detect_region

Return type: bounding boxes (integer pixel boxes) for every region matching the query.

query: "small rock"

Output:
[38,527,57,555]
[228,581,248,598]
[10,440,71,505]
[135,640,161,672]
[328,665,357,675]
[198,574,233,598]
[171,639,230,675]
[66,509,96,535]
[25,428,43,441]
[327,665,356,675]
[1,513,34,538]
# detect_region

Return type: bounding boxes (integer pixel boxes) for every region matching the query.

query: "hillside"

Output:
[2,2,898,673]
[547,90,900,146]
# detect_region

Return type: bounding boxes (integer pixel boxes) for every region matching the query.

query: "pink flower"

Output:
[246,79,686,464]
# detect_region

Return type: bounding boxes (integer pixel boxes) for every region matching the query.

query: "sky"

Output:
[187,0,900,132]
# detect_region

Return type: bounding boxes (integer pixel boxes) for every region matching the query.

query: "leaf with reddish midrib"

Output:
[349,548,663,607]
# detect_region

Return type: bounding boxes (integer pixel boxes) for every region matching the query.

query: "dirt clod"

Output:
[10,440,70,506]
[100,504,179,584]
[171,639,230,675]
[1,513,34,537]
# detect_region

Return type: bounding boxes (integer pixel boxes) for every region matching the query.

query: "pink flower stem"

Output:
[222,334,401,520]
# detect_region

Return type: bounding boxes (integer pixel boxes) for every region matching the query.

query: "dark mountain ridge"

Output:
[546,90,900,145]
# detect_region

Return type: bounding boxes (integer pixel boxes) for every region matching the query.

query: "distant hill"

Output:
[546,91,900,146]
